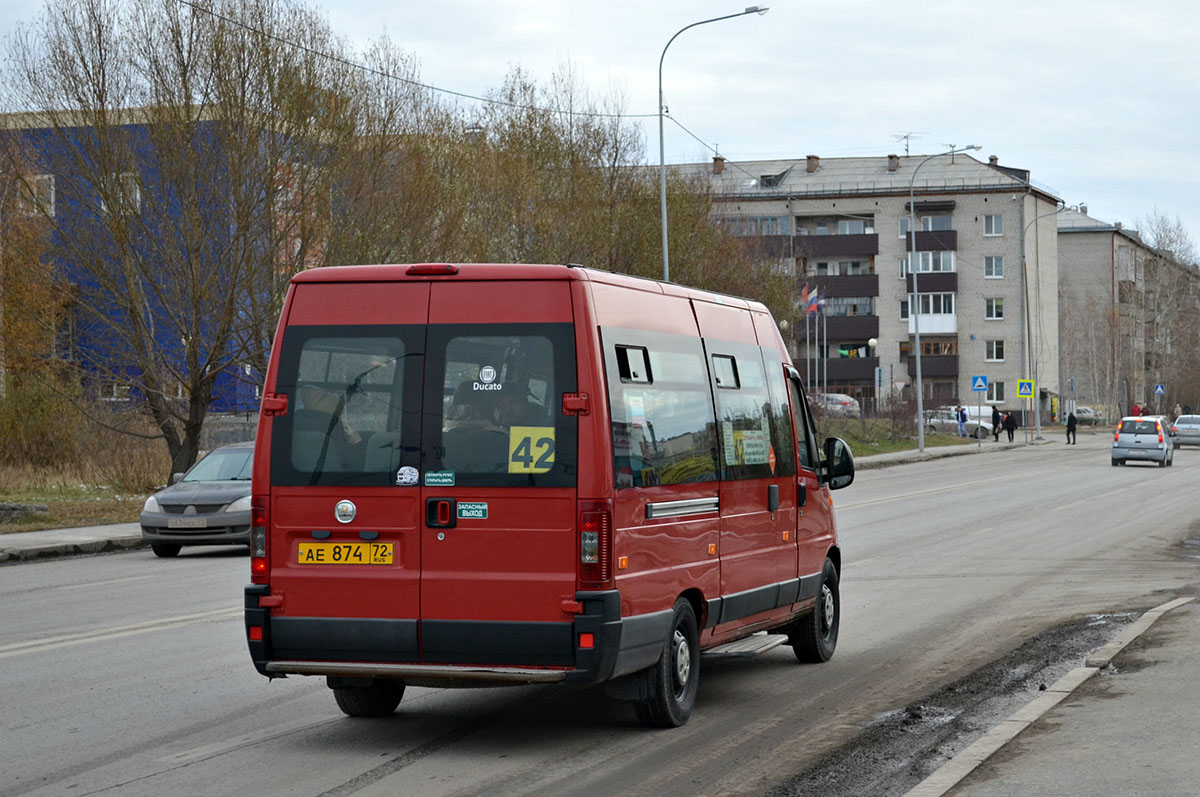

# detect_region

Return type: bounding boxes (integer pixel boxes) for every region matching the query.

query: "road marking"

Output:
[157,715,343,765]
[0,607,241,659]
[56,574,159,591]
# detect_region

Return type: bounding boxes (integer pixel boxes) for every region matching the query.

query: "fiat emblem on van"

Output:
[334,500,357,524]
[479,366,497,384]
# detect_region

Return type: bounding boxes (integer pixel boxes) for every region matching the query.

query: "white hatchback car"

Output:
[1111,416,1174,467]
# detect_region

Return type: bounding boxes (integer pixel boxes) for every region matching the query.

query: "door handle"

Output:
[767,484,779,513]
[425,497,457,528]
[797,481,807,507]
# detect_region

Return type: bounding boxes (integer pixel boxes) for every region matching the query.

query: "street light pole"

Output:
[659,6,768,283]
[1020,199,1073,441]
[909,145,981,452]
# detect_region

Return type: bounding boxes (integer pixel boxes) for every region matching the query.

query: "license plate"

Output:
[297,542,393,565]
[168,517,207,529]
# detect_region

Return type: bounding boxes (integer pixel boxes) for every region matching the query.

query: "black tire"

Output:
[635,598,700,728]
[151,542,182,558]
[1111,459,1119,467]
[974,427,989,439]
[1158,457,1166,468]
[791,558,840,663]
[332,679,405,718]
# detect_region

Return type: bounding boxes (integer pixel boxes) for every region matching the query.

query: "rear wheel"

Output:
[974,426,989,439]
[790,558,840,663]
[332,678,405,717]
[635,598,699,728]
[1111,459,1119,467]
[150,542,181,558]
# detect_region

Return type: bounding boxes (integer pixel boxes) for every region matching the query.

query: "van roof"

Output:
[290,263,768,313]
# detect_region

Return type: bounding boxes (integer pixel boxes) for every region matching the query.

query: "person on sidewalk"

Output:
[1066,410,1077,444]
[956,405,968,437]
[991,405,1002,442]
[1003,411,1017,442]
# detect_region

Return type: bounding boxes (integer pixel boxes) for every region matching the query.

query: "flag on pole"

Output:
[804,289,820,315]
[800,283,809,311]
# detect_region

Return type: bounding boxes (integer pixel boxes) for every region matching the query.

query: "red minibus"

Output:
[245,263,854,727]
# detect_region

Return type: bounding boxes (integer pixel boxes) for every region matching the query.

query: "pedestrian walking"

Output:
[1003,411,1017,442]
[991,405,1001,442]
[956,405,968,437]
[1066,410,1077,444]
[1174,403,1182,421]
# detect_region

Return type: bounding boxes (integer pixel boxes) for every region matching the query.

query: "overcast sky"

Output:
[2,0,1198,242]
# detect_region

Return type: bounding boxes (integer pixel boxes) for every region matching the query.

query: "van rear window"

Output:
[269,323,576,487]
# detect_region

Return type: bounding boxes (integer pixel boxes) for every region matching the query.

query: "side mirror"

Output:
[823,437,855,490]
[169,472,184,485]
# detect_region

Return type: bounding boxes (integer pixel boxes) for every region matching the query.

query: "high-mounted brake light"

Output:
[250,495,269,583]
[406,263,459,276]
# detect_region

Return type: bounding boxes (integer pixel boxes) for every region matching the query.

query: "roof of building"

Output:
[1057,207,1143,243]
[672,153,1061,204]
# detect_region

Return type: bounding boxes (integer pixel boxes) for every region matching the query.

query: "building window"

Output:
[987,381,1005,403]
[985,298,1004,319]
[825,296,873,317]
[985,339,1005,361]
[899,300,909,320]
[815,221,828,235]
[915,293,954,315]
[101,172,141,214]
[984,214,1003,236]
[985,256,1004,278]
[18,174,55,216]
[838,219,865,235]
[100,381,132,401]
[899,215,951,237]
[904,251,955,273]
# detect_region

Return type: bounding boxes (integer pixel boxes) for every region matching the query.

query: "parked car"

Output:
[814,392,862,417]
[140,441,254,557]
[1111,416,1174,467]
[1171,414,1200,448]
[923,406,993,439]
[1074,406,1104,425]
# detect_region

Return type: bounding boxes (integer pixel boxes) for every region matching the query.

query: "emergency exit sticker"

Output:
[457,502,488,519]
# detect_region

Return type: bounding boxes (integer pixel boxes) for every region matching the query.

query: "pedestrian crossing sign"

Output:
[1155,384,1165,396]
[971,375,988,391]
[1017,379,1035,398]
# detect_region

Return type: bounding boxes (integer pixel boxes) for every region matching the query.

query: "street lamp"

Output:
[659,6,768,282]
[908,144,981,452]
[1020,199,1076,441]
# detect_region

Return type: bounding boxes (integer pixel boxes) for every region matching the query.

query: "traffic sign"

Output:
[971,375,988,392]
[1017,379,1034,398]
[894,380,906,393]
[1155,384,1166,396]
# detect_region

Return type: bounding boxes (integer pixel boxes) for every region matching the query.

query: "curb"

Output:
[904,596,1195,797]
[0,536,146,563]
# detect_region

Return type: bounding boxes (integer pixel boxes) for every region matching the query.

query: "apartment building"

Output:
[1058,208,1200,415]
[677,152,1061,419]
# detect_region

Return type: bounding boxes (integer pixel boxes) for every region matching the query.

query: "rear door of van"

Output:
[417,278,579,665]
[265,273,578,668]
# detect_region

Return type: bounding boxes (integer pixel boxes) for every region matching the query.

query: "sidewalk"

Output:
[0,521,142,562]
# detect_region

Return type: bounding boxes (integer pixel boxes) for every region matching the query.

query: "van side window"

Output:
[603,329,718,488]
[616,345,652,383]
[762,355,796,477]
[709,345,777,481]
[787,379,818,471]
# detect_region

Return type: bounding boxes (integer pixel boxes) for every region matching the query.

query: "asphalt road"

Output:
[2,431,1197,796]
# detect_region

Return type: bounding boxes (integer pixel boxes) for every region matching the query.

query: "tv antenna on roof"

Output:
[892,132,927,156]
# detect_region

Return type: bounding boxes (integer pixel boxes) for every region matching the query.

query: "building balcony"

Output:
[806,274,879,298]
[801,356,879,382]
[795,315,879,342]
[906,272,958,293]
[793,233,879,258]
[910,230,958,251]
[907,313,957,335]
[906,354,958,378]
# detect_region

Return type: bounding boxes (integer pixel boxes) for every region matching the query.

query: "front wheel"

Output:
[332,678,405,717]
[151,542,181,558]
[635,598,700,728]
[974,427,989,439]
[790,558,840,663]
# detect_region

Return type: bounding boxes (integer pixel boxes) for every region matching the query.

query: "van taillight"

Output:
[578,500,613,590]
[251,495,269,583]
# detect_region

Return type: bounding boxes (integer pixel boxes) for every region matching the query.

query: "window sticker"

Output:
[508,426,556,473]
[739,429,770,465]
[425,470,455,486]
[396,466,419,486]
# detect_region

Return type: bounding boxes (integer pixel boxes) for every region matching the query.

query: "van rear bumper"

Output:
[245,586,667,686]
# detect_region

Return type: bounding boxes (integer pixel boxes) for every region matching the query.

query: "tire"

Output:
[1111,459,1119,467]
[1158,457,1166,468]
[332,678,405,718]
[790,558,840,663]
[151,542,182,558]
[635,598,700,728]
[974,427,989,439]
